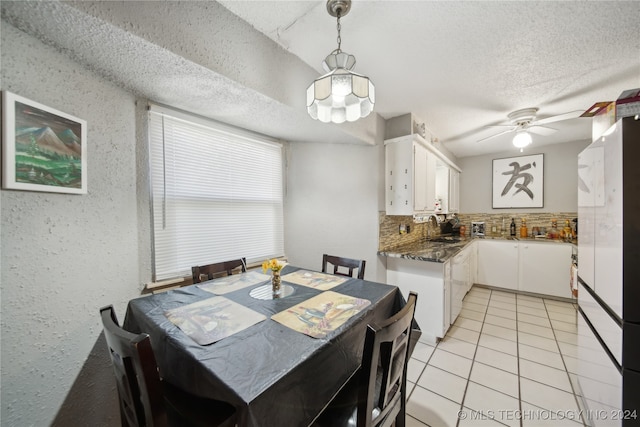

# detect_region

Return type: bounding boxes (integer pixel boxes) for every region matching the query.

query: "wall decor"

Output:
[2,91,87,194]
[492,153,543,208]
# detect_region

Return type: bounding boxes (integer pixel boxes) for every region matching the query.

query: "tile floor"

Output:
[406,286,586,427]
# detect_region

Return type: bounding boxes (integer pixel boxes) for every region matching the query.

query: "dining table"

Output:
[123,264,419,427]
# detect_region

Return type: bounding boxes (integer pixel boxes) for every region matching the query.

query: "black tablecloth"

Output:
[124,265,415,427]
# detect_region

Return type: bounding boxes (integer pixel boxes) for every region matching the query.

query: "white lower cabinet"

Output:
[477,239,573,298]
[384,239,574,345]
[468,241,478,291]
[477,240,519,290]
[450,246,471,324]
[519,241,573,299]
[387,257,451,345]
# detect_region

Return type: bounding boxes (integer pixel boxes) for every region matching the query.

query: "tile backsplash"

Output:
[456,212,577,238]
[378,212,443,250]
[379,211,577,250]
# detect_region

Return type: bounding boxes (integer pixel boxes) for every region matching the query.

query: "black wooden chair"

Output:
[191,257,247,284]
[100,305,237,427]
[312,292,418,427]
[322,254,366,280]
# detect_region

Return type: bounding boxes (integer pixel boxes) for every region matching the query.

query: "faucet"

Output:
[425,214,440,240]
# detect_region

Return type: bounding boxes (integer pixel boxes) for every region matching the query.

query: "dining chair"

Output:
[99,305,237,427]
[322,254,366,280]
[191,257,247,284]
[311,291,418,427]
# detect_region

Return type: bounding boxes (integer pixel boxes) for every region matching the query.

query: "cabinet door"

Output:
[425,149,436,212]
[385,141,413,215]
[450,250,469,324]
[413,142,436,212]
[443,260,451,335]
[413,143,428,211]
[519,242,572,298]
[435,160,449,213]
[477,240,518,290]
[386,257,448,344]
[448,169,460,213]
[469,241,477,290]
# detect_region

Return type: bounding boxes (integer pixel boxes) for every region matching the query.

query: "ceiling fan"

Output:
[477,108,584,148]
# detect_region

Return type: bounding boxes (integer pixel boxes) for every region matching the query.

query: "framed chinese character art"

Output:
[2,91,87,194]
[492,154,543,208]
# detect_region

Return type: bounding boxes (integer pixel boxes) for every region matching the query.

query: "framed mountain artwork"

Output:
[2,91,87,194]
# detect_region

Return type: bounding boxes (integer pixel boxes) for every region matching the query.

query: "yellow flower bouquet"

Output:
[262,258,283,273]
[262,258,284,296]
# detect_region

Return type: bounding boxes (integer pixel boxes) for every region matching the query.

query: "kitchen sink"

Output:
[427,237,461,243]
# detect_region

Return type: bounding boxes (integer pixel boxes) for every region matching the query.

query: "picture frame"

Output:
[2,91,87,194]
[492,153,543,208]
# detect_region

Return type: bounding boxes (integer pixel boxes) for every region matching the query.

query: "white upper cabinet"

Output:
[433,160,460,214]
[385,138,413,215]
[413,142,430,211]
[435,159,449,212]
[385,134,461,215]
[449,168,460,213]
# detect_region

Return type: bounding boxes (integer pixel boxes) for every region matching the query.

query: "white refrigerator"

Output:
[576,116,640,426]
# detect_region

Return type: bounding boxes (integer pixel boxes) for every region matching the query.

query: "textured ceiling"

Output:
[2,1,639,158]
[221,0,640,157]
[1,0,379,147]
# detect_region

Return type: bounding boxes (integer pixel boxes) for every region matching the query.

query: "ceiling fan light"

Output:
[513,131,532,148]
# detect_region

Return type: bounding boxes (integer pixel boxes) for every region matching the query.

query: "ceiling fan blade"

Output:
[534,110,583,125]
[477,127,515,143]
[528,125,557,136]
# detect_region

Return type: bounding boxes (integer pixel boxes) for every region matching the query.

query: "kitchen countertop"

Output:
[377,236,474,263]
[378,235,577,263]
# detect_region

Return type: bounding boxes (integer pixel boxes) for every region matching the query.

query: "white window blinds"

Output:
[148,106,284,281]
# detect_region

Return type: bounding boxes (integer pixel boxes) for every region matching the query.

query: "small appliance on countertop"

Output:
[471,221,485,237]
[440,217,461,236]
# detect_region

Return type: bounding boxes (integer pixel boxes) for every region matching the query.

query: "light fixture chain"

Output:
[336,11,342,52]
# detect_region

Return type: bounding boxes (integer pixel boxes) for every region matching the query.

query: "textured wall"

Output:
[1,23,140,426]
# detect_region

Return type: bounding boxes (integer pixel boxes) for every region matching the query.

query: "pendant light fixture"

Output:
[306,0,375,124]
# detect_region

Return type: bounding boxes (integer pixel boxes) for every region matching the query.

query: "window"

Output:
[148,105,284,281]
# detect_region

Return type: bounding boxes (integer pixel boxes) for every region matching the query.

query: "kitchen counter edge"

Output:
[377,236,577,264]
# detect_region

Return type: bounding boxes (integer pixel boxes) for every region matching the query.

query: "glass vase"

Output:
[271,270,282,297]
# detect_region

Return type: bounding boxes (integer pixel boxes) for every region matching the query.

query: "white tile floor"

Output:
[406,286,586,427]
